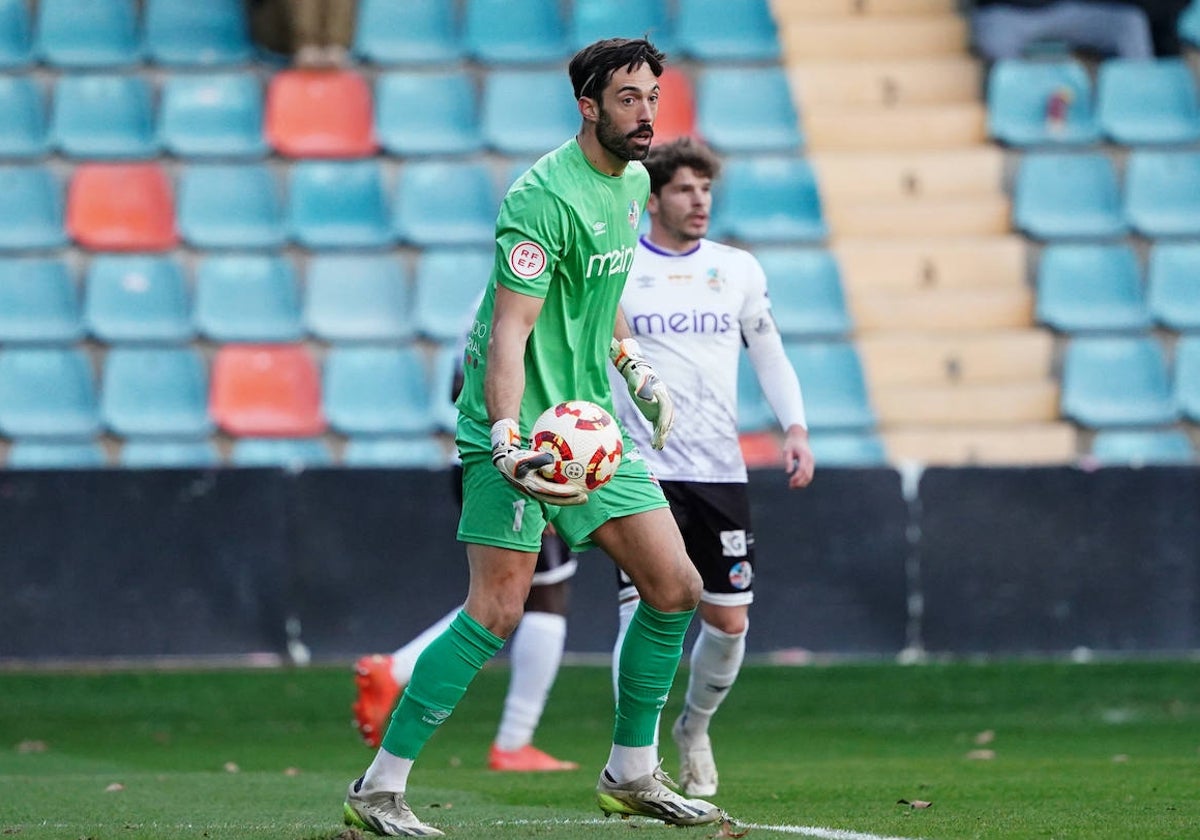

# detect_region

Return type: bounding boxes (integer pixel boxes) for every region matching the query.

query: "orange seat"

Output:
[739,432,783,468]
[265,69,377,158]
[654,67,699,145]
[67,163,178,251]
[210,344,325,437]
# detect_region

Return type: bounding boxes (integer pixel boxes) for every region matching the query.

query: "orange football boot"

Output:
[352,654,401,749]
[488,743,580,772]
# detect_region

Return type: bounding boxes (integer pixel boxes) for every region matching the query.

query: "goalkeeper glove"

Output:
[610,337,675,450]
[490,418,588,506]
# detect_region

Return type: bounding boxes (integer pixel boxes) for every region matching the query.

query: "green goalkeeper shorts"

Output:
[455,413,669,553]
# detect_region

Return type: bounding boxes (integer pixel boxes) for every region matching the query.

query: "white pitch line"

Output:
[493,817,927,840]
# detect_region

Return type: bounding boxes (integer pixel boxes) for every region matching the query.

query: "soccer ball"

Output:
[530,400,623,493]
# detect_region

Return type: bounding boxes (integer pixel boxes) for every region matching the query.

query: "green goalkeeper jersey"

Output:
[456,139,649,433]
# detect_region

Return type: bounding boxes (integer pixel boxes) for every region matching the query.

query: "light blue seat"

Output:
[1182,0,1200,48]
[675,0,779,61]
[808,431,889,467]
[781,341,876,431]
[0,76,47,157]
[101,346,212,437]
[1035,244,1151,333]
[144,0,252,66]
[755,248,850,338]
[1061,336,1178,427]
[0,165,64,250]
[353,0,462,65]
[304,254,413,342]
[178,163,284,248]
[1147,242,1200,332]
[464,0,570,65]
[1091,428,1194,465]
[414,248,491,342]
[570,0,674,52]
[120,438,220,467]
[50,73,157,159]
[0,258,81,343]
[392,161,496,247]
[230,437,333,468]
[0,0,32,68]
[84,255,192,343]
[986,59,1099,147]
[194,254,301,342]
[158,73,266,158]
[429,342,464,431]
[697,67,802,154]
[711,157,826,243]
[0,347,100,438]
[343,436,449,469]
[287,160,392,248]
[1177,335,1200,422]
[376,70,482,156]
[1097,58,1200,145]
[1013,153,1126,240]
[323,345,436,436]
[7,440,106,468]
[1124,150,1200,238]
[35,0,140,68]
[482,69,577,155]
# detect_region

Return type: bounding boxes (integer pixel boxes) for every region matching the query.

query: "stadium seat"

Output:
[287,160,391,248]
[34,0,139,68]
[143,0,252,66]
[158,72,267,158]
[67,163,178,251]
[304,254,413,342]
[809,431,889,467]
[0,347,100,438]
[1090,428,1195,465]
[1182,0,1200,48]
[101,347,212,437]
[177,163,285,248]
[781,341,876,431]
[0,165,66,251]
[353,0,463,64]
[392,161,496,247]
[570,0,674,52]
[414,248,491,342]
[696,66,803,154]
[343,436,449,469]
[210,344,325,437]
[7,440,107,468]
[120,438,220,468]
[653,67,698,145]
[1177,335,1200,421]
[265,69,377,158]
[1061,336,1178,427]
[323,345,437,436]
[755,247,850,338]
[1147,242,1200,332]
[194,254,302,342]
[375,70,482,157]
[50,73,157,159]
[711,157,827,243]
[0,258,81,344]
[1035,244,1151,333]
[482,69,578,155]
[84,255,193,343]
[0,0,31,68]
[463,0,570,64]
[0,76,47,157]
[737,430,784,467]
[230,437,333,468]
[674,0,780,61]
[1097,58,1200,145]
[1012,153,1126,240]
[986,58,1099,147]
[1123,150,1200,238]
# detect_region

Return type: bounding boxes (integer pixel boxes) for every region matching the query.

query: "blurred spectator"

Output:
[246,0,358,67]
[971,0,1155,60]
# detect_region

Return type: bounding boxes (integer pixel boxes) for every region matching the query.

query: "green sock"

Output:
[614,601,695,747]
[381,610,504,759]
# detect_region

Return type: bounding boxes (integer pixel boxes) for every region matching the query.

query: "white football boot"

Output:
[672,714,719,797]
[343,778,444,837]
[596,763,723,826]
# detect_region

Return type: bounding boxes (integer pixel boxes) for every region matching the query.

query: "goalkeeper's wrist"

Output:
[490,418,521,451]
[610,337,643,369]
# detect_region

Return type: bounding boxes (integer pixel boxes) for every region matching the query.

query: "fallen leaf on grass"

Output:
[283,767,301,776]
[223,762,240,773]
[708,817,750,838]
[897,799,933,809]
[104,783,124,793]
[15,740,47,754]
[966,749,995,760]
[974,729,995,745]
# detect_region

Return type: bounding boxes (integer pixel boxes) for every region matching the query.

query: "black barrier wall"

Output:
[1,466,1197,661]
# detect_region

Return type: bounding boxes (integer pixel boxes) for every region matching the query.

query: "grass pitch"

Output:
[1,660,1198,840]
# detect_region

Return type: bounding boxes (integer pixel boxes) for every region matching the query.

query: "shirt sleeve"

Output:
[740,253,807,431]
[493,183,573,299]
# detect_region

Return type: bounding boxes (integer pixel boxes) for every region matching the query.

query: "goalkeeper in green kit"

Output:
[342,37,724,836]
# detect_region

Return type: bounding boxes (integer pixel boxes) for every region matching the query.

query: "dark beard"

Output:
[596,107,652,162]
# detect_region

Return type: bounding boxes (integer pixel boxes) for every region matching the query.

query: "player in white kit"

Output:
[611,137,816,798]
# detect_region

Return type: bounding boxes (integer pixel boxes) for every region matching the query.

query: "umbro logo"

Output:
[592,221,607,234]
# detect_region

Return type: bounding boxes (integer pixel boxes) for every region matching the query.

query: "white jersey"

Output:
[612,236,773,483]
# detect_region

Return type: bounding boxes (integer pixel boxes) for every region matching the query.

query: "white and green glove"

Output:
[490,418,588,506]
[610,337,675,450]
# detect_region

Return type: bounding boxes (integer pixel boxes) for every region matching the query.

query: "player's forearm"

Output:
[484,334,527,424]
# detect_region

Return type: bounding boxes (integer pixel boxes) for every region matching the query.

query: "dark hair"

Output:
[569,37,665,102]
[643,137,722,194]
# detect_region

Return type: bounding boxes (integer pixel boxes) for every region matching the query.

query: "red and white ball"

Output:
[531,400,623,493]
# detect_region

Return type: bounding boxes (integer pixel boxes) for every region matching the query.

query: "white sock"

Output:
[494,611,567,751]
[611,596,640,702]
[605,743,658,783]
[360,747,414,793]
[679,619,747,737]
[390,607,459,685]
